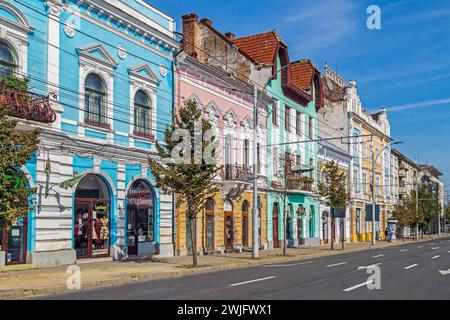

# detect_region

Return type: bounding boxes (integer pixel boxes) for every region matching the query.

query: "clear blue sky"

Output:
[147,0,450,187]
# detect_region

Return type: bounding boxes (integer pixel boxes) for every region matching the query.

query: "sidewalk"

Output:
[0,235,446,299]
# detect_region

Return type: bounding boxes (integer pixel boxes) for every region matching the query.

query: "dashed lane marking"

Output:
[404,264,418,269]
[229,276,276,287]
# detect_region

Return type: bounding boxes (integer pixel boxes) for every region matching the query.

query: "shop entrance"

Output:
[241,201,249,248]
[273,203,279,248]
[1,217,27,265]
[224,200,233,250]
[74,174,111,259]
[0,171,29,265]
[126,180,155,256]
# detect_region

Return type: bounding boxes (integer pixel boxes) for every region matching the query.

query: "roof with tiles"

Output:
[291,60,315,91]
[233,30,285,65]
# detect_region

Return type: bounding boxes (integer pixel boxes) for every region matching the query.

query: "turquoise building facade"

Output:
[234,31,323,248]
[0,0,179,266]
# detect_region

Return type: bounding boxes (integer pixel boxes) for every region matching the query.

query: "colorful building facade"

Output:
[233,33,323,248]
[0,0,180,266]
[174,14,269,255]
[320,64,392,243]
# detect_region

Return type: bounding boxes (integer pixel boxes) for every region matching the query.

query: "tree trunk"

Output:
[190,215,198,266]
[341,219,345,250]
[331,216,335,250]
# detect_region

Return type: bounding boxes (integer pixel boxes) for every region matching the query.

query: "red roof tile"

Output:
[291,60,314,91]
[233,31,285,65]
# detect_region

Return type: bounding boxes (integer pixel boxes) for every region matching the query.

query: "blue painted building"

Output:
[0,0,180,266]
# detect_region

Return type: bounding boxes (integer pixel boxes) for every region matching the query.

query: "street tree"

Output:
[318,160,349,250]
[393,193,416,240]
[148,99,221,266]
[271,152,313,256]
[0,77,40,229]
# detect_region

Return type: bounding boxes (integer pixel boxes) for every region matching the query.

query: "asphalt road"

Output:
[41,237,450,300]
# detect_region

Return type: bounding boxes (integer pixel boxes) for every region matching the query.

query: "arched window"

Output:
[84,73,107,126]
[134,90,152,137]
[0,40,15,78]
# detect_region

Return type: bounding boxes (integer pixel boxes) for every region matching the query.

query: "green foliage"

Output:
[0,77,39,228]
[318,160,349,211]
[148,99,221,264]
[393,193,417,228]
[415,184,441,232]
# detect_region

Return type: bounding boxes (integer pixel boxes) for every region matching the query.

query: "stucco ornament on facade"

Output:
[117,44,127,59]
[159,64,168,77]
[63,21,76,38]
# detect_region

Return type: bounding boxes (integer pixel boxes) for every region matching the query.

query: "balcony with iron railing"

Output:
[221,164,253,182]
[0,80,56,124]
[287,177,314,192]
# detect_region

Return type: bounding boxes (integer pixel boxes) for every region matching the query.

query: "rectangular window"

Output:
[362,172,367,194]
[353,169,358,193]
[273,147,278,175]
[285,105,291,131]
[272,103,278,126]
[296,154,301,166]
[309,158,314,180]
[308,117,313,139]
[296,111,302,135]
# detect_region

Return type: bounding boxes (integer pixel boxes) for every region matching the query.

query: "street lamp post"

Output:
[371,141,403,245]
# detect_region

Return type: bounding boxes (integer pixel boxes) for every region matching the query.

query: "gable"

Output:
[78,44,118,68]
[128,64,160,85]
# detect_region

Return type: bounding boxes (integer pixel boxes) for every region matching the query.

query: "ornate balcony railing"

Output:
[221,164,252,182]
[0,80,57,124]
[287,177,314,192]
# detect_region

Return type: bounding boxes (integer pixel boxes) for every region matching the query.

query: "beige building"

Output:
[319,64,392,242]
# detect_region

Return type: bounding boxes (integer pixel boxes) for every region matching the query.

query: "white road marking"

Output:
[229,276,276,287]
[263,261,313,267]
[326,262,348,267]
[439,269,450,275]
[372,254,384,258]
[400,249,408,252]
[404,264,418,269]
[432,255,440,259]
[343,280,373,292]
[430,243,435,245]
[418,246,424,248]
[358,263,382,270]
[432,247,440,250]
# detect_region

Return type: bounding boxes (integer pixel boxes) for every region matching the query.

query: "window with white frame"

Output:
[0,40,16,78]
[134,90,152,138]
[84,73,108,126]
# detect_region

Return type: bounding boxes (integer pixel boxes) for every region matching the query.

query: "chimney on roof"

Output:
[224,32,235,41]
[200,18,213,26]
[182,13,199,59]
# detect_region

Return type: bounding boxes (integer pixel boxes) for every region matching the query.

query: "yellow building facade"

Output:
[176,191,267,255]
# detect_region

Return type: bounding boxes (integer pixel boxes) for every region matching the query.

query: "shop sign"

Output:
[94,204,107,211]
[127,197,153,207]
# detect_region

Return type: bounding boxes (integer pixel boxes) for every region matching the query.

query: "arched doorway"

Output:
[241,200,249,248]
[74,174,111,259]
[322,211,329,244]
[126,179,155,256]
[0,170,29,265]
[224,200,233,250]
[273,203,279,248]
[205,198,215,252]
